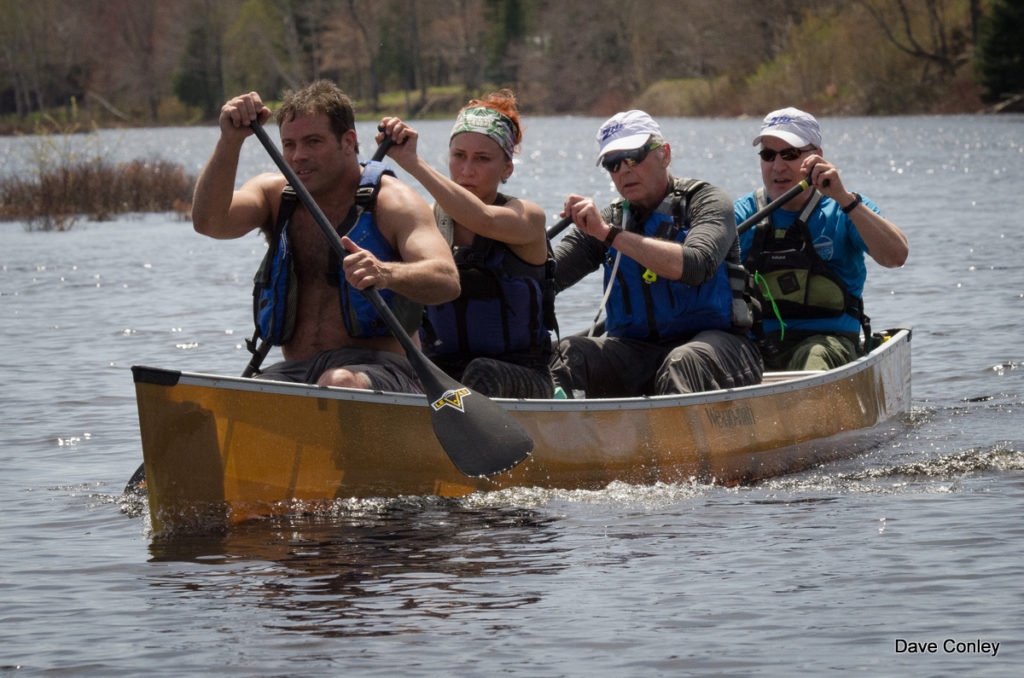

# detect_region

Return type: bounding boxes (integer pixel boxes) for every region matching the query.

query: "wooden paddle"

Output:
[249,120,532,478]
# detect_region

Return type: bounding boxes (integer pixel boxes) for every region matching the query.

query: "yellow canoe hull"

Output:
[133,329,911,532]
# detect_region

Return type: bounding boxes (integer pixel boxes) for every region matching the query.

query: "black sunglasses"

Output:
[601,141,663,173]
[758,146,816,162]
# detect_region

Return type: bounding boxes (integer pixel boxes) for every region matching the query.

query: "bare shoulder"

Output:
[237,173,289,234]
[242,172,288,201]
[374,173,434,234]
[500,196,549,261]
[506,195,546,219]
[504,195,548,237]
[194,171,289,239]
[375,174,453,262]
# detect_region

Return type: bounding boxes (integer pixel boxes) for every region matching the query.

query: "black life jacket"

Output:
[422,195,557,357]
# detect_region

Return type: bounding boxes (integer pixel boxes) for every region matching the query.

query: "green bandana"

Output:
[450,106,517,158]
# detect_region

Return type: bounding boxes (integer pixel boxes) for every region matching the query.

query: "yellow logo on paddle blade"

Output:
[431,388,471,412]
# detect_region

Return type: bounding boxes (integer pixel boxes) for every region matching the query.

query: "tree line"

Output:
[1,0,1021,131]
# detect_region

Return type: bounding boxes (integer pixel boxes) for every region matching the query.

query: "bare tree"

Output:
[857,0,969,80]
[337,0,384,108]
[84,0,189,122]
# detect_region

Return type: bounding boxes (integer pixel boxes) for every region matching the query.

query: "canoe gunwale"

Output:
[132,328,911,414]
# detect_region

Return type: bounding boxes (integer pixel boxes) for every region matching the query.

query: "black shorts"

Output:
[429,347,554,398]
[254,347,422,394]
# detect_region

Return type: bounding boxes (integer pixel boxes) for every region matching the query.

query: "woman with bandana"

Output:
[377,90,557,398]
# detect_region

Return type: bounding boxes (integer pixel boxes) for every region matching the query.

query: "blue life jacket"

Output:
[422,197,555,357]
[251,161,421,346]
[603,178,738,341]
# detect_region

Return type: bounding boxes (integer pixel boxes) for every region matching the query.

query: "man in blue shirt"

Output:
[735,107,908,370]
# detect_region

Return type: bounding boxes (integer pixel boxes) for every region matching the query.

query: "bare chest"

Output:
[285,207,353,282]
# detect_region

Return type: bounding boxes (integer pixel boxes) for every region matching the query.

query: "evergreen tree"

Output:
[976,0,1024,102]
[173,7,226,119]
[484,0,529,86]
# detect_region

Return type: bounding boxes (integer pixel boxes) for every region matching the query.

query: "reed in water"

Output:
[1,119,194,231]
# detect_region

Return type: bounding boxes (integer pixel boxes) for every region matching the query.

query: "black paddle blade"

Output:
[408,348,532,477]
[124,462,147,496]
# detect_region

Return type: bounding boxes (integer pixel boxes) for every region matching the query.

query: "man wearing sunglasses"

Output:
[735,107,909,371]
[550,110,763,398]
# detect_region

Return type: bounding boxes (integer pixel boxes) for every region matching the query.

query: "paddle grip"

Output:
[373,134,394,162]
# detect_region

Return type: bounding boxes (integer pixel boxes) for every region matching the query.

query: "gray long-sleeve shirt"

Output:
[553,176,740,293]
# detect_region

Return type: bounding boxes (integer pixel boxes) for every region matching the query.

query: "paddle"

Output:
[551,172,814,242]
[547,215,573,239]
[737,175,813,235]
[249,119,532,477]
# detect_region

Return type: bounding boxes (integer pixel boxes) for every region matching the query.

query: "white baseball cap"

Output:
[752,107,822,148]
[595,110,662,165]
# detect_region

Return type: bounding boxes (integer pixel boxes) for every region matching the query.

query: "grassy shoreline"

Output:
[5,76,1017,139]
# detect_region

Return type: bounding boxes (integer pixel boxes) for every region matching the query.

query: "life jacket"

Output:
[602,178,752,341]
[422,196,556,357]
[742,186,870,348]
[249,161,422,353]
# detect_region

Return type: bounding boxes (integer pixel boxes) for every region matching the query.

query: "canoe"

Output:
[132,327,911,533]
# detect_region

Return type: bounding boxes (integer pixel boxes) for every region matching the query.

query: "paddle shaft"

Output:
[737,175,815,235]
[547,215,573,239]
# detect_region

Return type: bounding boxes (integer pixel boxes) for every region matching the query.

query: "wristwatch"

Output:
[841,192,862,214]
[604,225,623,247]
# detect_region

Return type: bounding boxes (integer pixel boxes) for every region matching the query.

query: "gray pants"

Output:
[430,349,555,399]
[551,330,763,398]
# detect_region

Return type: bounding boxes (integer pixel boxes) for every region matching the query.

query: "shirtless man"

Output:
[191,80,459,392]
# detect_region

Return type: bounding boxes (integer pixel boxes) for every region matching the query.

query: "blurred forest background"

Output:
[2,0,1022,134]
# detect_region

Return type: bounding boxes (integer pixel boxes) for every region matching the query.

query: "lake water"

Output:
[2,114,1022,677]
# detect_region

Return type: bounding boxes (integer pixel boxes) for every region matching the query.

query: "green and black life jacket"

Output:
[742,187,870,349]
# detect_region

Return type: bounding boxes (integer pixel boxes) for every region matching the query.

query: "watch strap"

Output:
[841,192,862,214]
[604,225,623,247]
